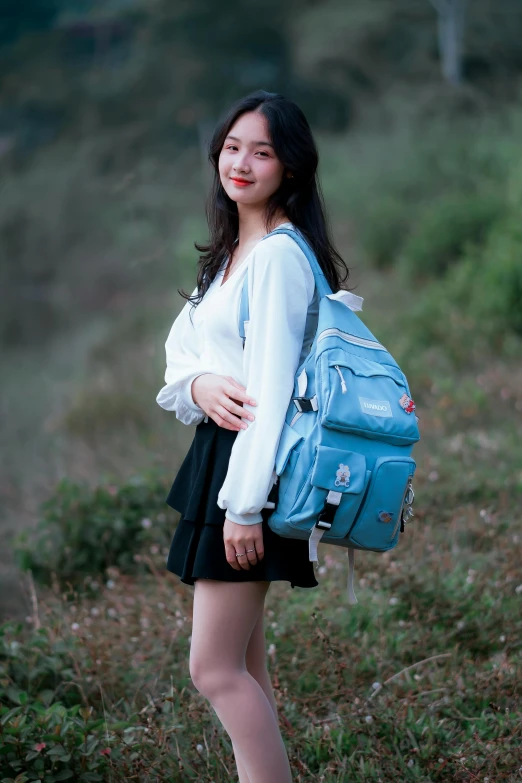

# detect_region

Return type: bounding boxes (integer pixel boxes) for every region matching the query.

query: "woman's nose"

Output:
[233,153,250,172]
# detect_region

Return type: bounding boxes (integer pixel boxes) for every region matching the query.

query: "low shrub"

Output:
[401,210,522,363]
[398,191,504,281]
[0,622,151,782]
[13,475,173,588]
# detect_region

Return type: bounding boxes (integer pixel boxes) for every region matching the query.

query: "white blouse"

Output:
[156,223,319,525]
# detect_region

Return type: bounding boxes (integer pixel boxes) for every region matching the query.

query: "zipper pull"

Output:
[334,365,347,394]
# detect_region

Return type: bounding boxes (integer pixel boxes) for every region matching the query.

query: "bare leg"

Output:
[233,608,279,781]
[190,579,292,783]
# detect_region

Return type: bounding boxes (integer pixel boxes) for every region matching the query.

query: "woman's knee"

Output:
[189,656,241,700]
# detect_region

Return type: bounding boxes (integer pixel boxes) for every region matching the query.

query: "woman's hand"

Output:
[223,518,264,570]
[191,374,257,431]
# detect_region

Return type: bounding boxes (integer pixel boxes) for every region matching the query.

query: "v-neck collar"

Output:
[218,222,293,289]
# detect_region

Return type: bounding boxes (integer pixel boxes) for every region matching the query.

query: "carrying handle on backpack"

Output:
[238,226,333,345]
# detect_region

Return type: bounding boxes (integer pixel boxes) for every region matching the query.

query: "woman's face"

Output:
[218,111,286,208]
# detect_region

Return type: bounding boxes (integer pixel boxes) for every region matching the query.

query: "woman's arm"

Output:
[156,286,212,426]
[217,234,314,524]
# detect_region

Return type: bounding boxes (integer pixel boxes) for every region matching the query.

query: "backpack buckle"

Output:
[293,395,318,413]
[316,490,342,528]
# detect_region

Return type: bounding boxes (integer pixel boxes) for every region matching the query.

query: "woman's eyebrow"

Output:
[225,135,274,148]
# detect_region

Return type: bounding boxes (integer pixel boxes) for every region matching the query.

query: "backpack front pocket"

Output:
[320,352,420,446]
[346,455,416,550]
[286,445,371,540]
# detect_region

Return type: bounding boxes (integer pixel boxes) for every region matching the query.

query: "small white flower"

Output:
[176,619,184,627]
[268,643,276,656]
[323,724,330,733]
[71,622,80,631]
[364,715,373,723]
[428,470,439,482]
[372,682,381,690]
[107,607,118,618]
[175,609,182,617]
[271,622,278,628]
[398,620,406,627]
[515,584,522,594]
[389,597,399,606]
[157,602,165,610]
[318,566,327,575]
[149,545,159,555]
[407,759,414,767]
[140,617,150,629]
[141,518,152,529]
[106,579,115,589]
[90,607,100,616]
[456,620,465,631]
[196,744,204,753]
[499,635,506,642]
[291,656,298,664]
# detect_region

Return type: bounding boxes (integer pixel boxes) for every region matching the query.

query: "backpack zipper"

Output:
[318,328,386,351]
[334,365,347,393]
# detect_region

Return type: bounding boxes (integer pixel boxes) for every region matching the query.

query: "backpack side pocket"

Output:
[346,456,416,551]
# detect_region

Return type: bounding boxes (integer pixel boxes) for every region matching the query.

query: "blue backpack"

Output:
[238,226,420,602]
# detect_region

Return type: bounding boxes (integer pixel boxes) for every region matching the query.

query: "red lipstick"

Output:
[230,177,253,187]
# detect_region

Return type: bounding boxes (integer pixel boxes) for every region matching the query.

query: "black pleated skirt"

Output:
[165,417,319,589]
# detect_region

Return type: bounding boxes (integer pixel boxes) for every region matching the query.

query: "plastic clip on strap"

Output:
[293,395,318,413]
[308,490,341,562]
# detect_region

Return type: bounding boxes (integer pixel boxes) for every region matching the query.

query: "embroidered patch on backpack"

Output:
[378,510,394,524]
[399,393,416,414]
[334,463,351,488]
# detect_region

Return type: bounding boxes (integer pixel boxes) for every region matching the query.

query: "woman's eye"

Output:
[256,151,269,157]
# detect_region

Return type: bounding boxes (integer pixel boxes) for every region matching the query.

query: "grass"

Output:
[2,109,522,781]
[2,327,521,781]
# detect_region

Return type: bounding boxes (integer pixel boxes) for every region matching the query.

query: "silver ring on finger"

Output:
[245,548,255,553]
[235,552,247,558]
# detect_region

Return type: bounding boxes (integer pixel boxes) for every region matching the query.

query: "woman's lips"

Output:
[230,177,254,187]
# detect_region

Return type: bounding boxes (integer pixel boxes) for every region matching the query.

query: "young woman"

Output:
[156,90,350,783]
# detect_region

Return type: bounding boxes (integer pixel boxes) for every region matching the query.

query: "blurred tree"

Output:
[0,0,59,45]
[428,0,467,85]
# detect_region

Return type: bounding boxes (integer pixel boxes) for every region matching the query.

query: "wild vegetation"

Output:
[1,0,522,780]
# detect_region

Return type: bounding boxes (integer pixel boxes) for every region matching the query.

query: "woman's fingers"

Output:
[224,397,255,423]
[224,519,265,570]
[215,404,246,431]
[224,541,242,570]
[225,377,258,407]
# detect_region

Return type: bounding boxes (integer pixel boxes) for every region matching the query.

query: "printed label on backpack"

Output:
[358,397,393,418]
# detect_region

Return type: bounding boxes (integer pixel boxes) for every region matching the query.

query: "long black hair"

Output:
[179,89,350,306]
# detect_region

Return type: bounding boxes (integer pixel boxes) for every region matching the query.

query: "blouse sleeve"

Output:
[156,286,212,426]
[216,234,314,524]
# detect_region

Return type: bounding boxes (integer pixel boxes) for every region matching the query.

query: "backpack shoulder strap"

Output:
[238,226,332,346]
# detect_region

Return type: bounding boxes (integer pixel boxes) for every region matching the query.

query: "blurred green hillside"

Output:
[1,0,522,605]
[1,3,522,779]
